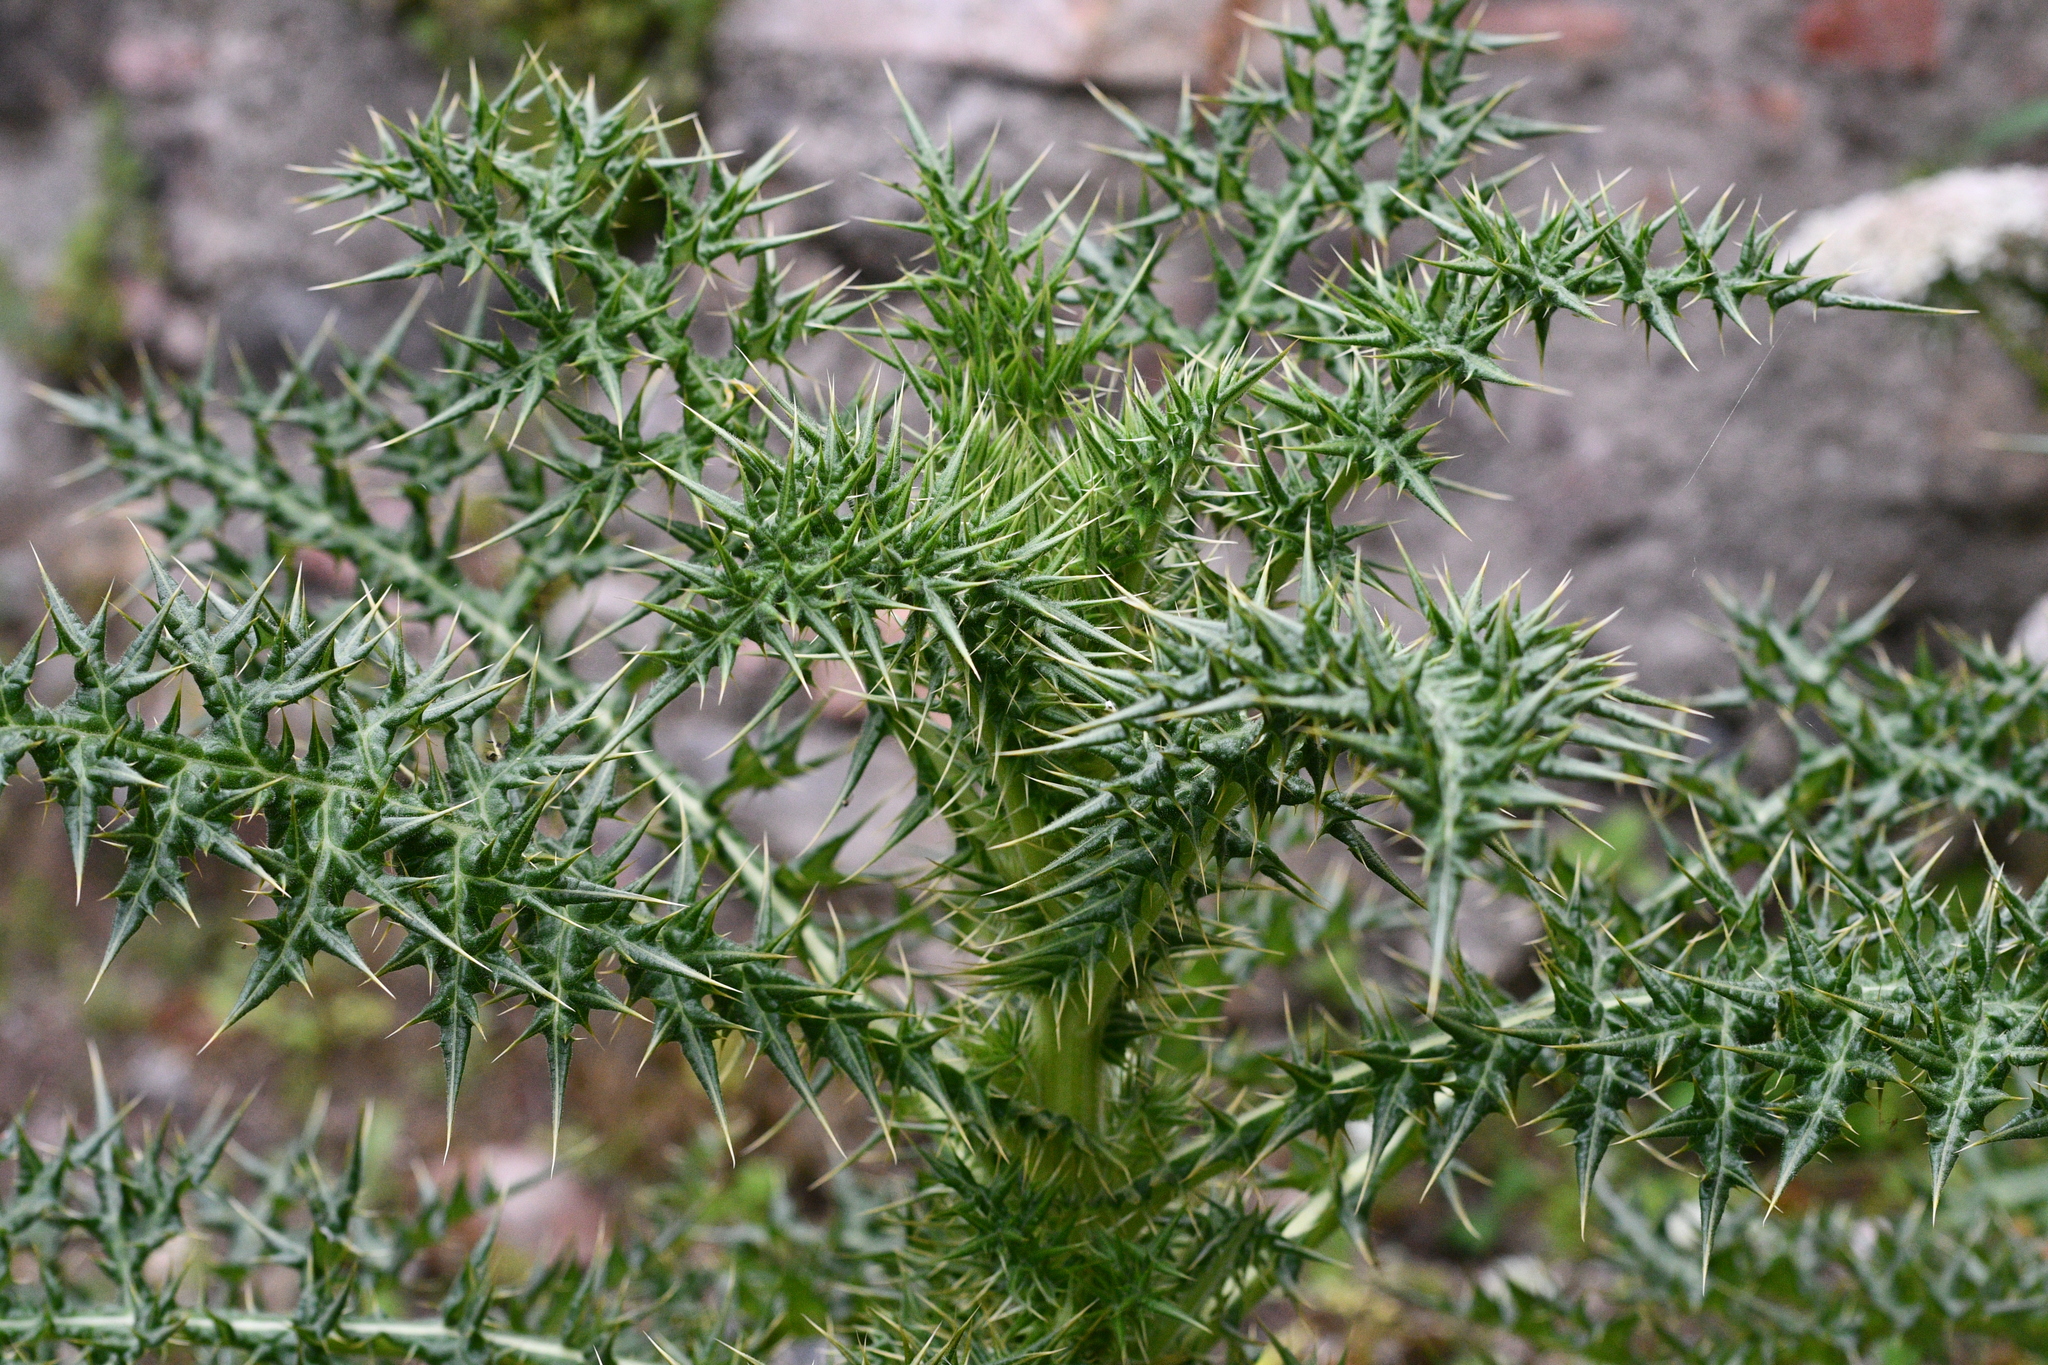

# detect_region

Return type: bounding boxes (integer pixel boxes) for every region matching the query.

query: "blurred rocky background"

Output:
[2,0,2047,1341]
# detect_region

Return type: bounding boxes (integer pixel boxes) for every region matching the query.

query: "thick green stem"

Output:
[1026,961,1119,1128]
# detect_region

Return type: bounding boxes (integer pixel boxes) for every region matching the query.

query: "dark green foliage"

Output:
[0,1063,849,1365]
[1319,605,2048,1278]
[1456,1174,2048,1361]
[0,3,1999,1361]
[0,557,874,1153]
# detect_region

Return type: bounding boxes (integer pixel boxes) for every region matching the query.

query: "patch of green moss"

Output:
[391,0,722,109]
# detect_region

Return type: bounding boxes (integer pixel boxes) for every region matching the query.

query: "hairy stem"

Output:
[1026,959,1120,1128]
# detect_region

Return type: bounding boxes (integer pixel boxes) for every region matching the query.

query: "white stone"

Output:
[1783,165,2048,302]
[2010,591,2048,665]
[716,0,1250,88]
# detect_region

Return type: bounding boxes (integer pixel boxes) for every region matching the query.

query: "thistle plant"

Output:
[5,2,2035,1361]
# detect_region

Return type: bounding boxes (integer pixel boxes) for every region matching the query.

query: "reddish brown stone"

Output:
[1749,81,1809,128]
[1797,0,1944,74]
[1473,2,1633,59]
[105,28,208,98]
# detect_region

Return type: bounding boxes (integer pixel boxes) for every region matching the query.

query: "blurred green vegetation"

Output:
[1554,805,1666,899]
[1968,97,2048,161]
[387,0,723,109]
[0,101,161,381]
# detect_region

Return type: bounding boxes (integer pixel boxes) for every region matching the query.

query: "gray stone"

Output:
[703,46,1179,281]
[1385,0,2048,692]
[717,0,1250,89]
[0,0,112,127]
[108,0,445,370]
[0,0,447,622]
